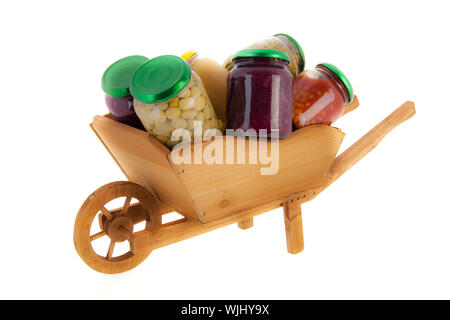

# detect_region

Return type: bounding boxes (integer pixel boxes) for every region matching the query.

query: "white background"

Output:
[1,0,449,299]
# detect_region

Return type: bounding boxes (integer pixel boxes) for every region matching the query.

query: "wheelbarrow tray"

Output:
[91,116,344,224]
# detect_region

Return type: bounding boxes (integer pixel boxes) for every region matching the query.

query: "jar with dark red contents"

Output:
[292,63,354,128]
[226,49,293,138]
[102,55,149,128]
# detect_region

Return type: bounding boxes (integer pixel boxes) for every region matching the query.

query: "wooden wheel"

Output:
[74,181,161,274]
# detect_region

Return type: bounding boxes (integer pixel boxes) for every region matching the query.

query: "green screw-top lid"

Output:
[317,63,354,103]
[274,33,305,72]
[102,55,149,98]
[232,49,290,62]
[131,55,192,104]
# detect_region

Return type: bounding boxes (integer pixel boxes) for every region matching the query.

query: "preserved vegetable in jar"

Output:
[130,55,220,148]
[102,55,149,127]
[227,49,293,138]
[181,51,228,129]
[292,63,354,128]
[223,33,305,76]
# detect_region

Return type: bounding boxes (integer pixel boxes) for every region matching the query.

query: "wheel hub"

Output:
[105,215,134,242]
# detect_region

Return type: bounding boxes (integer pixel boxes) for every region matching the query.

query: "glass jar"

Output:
[102,55,149,127]
[181,51,228,130]
[223,33,305,76]
[130,55,220,148]
[292,63,354,128]
[226,49,293,138]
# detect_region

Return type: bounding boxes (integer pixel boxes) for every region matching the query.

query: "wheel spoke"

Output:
[129,235,135,254]
[121,196,132,215]
[90,231,106,242]
[98,213,106,230]
[100,206,113,219]
[106,241,116,260]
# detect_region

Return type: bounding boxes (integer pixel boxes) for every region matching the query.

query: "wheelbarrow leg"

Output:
[283,199,304,254]
[237,218,254,230]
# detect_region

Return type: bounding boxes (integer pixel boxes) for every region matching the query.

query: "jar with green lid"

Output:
[130,55,220,148]
[227,49,293,138]
[223,33,305,76]
[292,63,354,128]
[102,55,149,127]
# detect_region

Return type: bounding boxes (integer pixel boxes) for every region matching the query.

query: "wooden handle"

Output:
[328,101,416,182]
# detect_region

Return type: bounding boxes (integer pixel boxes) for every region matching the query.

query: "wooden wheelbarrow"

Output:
[74,97,415,274]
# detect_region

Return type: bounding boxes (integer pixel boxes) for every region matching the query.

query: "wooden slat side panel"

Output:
[91,115,198,220]
[169,125,344,223]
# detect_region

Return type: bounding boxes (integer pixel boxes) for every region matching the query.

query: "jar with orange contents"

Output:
[292,63,353,128]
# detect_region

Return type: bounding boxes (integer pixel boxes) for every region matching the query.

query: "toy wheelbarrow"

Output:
[74,97,415,273]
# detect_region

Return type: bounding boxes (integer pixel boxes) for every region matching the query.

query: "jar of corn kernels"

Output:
[130,55,220,149]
